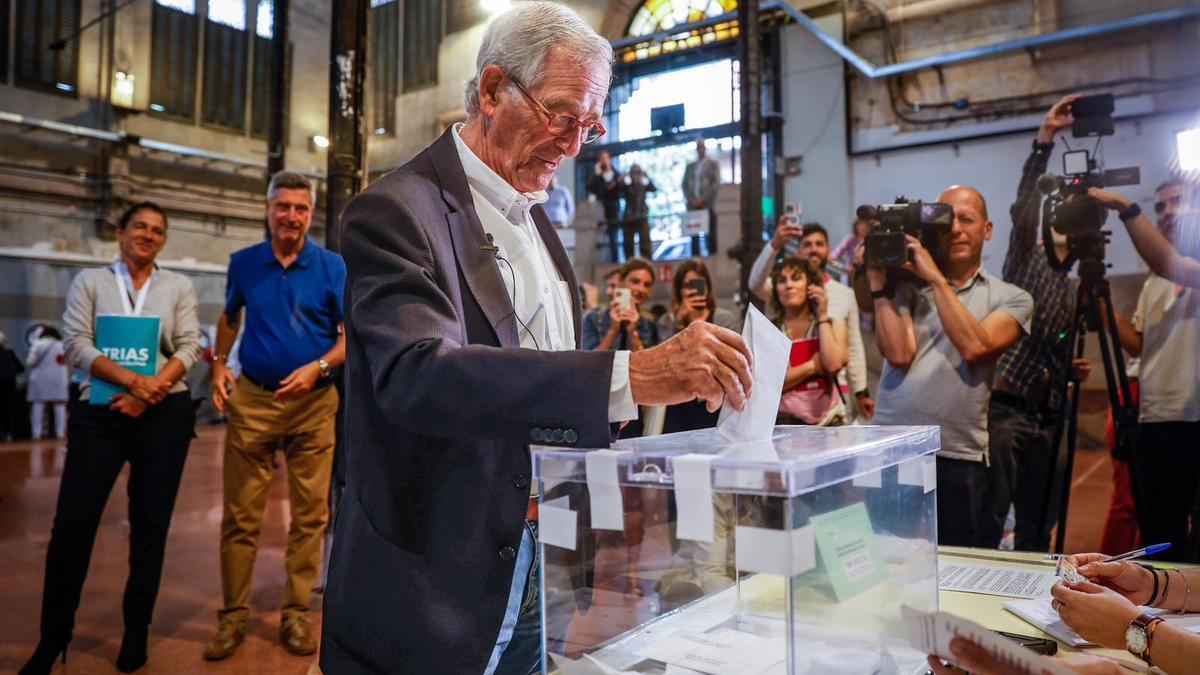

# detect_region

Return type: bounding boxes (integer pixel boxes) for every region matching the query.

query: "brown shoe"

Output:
[202,620,245,661]
[280,616,317,656]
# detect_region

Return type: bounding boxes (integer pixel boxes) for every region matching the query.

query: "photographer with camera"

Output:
[867,186,1033,546]
[990,95,1096,551]
[1088,179,1200,561]
[750,217,875,421]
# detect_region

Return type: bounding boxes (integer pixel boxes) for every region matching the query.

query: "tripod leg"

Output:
[1094,291,1149,546]
[1041,287,1085,553]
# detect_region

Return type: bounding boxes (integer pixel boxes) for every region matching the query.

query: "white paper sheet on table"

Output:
[937,561,1059,599]
[635,627,786,675]
[902,605,1074,675]
[716,305,791,443]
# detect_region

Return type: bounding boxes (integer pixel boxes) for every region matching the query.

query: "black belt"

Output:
[242,372,332,394]
[992,389,1045,416]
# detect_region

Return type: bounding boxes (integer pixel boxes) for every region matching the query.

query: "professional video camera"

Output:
[1036,93,1140,273]
[859,198,954,268]
[1037,152,1140,237]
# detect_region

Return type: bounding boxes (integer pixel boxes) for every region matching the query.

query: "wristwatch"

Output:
[1125,611,1163,664]
[870,287,893,300]
[209,352,227,362]
[1119,202,1142,221]
[318,358,332,379]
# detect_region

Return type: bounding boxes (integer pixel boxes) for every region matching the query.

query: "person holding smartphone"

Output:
[771,256,849,425]
[582,258,659,353]
[659,258,739,433]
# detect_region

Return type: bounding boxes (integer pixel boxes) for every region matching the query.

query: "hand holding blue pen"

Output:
[1104,542,1172,563]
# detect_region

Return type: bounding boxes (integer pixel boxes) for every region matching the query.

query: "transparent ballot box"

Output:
[532,425,940,675]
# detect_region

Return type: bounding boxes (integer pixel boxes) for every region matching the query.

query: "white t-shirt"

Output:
[1132,275,1200,423]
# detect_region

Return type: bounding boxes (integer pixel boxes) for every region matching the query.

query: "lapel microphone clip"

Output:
[480,233,500,255]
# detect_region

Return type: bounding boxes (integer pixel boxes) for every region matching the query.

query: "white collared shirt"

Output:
[452,125,636,423]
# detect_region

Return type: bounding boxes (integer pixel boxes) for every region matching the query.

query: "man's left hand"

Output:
[856,393,876,420]
[275,362,322,401]
[902,235,945,285]
[1087,187,1132,212]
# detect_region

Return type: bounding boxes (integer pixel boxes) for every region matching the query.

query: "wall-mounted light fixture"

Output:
[310,135,331,152]
[112,71,135,109]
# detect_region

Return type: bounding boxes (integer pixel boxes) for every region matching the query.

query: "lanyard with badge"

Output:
[89,263,162,404]
[112,261,156,316]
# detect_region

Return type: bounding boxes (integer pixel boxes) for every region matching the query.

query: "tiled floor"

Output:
[0,399,1118,674]
[0,426,322,674]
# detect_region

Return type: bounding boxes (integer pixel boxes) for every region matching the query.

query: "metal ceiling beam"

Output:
[776,2,1200,79]
[613,1,1200,79]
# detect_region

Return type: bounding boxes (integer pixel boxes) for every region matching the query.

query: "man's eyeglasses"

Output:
[510,77,606,145]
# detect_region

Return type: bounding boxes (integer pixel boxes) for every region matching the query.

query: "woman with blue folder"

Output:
[21,202,202,675]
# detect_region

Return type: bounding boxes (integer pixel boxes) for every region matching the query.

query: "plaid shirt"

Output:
[995,141,1076,412]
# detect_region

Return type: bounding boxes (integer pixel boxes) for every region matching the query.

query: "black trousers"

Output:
[988,395,1058,551]
[36,392,195,644]
[1132,420,1200,562]
[936,456,995,547]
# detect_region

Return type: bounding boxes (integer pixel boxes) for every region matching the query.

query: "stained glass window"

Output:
[622,0,739,63]
[627,0,736,37]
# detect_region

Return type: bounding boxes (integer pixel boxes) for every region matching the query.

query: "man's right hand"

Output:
[629,322,753,413]
[1038,93,1080,144]
[211,362,237,413]
[770,216,803,250]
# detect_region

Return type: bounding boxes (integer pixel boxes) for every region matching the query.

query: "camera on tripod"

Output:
[1037,150,1140,237]
[1036,93,1140,273]
[859,198,954,268]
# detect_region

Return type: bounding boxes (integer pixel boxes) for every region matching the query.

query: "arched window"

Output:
[622,0,739,63]
[627,0,737,37]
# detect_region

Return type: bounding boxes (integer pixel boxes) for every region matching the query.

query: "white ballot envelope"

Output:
[716,305,790,443]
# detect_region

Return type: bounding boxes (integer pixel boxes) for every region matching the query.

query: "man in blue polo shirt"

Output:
[203,171,346,661]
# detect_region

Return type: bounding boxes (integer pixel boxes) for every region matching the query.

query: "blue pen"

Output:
[1104,542,1172,563]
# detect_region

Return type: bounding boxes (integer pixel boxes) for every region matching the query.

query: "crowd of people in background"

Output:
[8,3,1200,672]
[586,137,723,263]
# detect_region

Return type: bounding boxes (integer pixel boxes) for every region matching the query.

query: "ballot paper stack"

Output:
[533,311,941,674]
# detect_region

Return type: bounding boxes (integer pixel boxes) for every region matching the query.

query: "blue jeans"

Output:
[486,521,541,675]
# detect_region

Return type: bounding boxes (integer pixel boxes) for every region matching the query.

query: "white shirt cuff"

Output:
[607,350,638,423]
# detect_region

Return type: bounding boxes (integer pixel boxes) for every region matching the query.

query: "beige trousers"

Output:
[218,376,337,624]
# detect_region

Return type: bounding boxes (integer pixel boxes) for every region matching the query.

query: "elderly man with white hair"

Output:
[321,3,753,674]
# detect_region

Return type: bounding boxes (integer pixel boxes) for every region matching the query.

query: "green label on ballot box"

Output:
[810,502,887,601]
[90,314,160,405]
